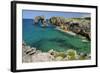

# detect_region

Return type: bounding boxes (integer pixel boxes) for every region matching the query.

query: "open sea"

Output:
[23,19,90,53]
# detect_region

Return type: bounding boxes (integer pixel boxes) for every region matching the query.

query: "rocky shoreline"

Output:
[22,41,91,63]
[23,16,91,63]
[55,26,76,36]
[33,16,91,41]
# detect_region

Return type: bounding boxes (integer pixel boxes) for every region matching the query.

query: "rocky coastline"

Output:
[22,16,91,63]
[33,16,91,41]
[22,41,91,63]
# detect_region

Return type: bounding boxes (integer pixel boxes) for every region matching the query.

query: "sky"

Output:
[22,10,90,19]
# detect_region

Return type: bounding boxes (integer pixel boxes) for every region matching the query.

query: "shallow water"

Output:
[23,19,90,53]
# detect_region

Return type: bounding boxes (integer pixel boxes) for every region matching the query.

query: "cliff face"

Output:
[33,16,91,40]
[49,16,65,26]
[49,16,91,41]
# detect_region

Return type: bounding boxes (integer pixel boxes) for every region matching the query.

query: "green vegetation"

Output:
[49,49,90,61]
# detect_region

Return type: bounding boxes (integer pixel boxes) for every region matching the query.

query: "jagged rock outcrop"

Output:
[22,42,54,63]
[66,22,91,40]
[34,16,45,24]
[49,16,65,26]
[34,16,48,27]
[33,16,91,40]
[49,17,91,40]
[22,41,91,62]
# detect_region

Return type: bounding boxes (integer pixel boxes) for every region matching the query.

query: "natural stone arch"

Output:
[34,16,47,26]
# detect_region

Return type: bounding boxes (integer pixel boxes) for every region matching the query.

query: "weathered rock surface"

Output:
[49,17,91,40]
[31,53,54,62]
[22,42,90,63]
[34,16,48,27]
[49,16,65,26]
[22,43,54,62]
[34,16,45,24]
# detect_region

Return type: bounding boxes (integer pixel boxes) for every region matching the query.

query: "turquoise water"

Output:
[23,19,90,53]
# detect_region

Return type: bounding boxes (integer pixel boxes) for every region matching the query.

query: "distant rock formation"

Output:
[49,16,65,26]
[34,16,48,27]
[67,22,91,41]
[34,16,45,24]
[33,16,91,40]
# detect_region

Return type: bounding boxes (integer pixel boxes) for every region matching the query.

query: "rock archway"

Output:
[34,16,47,26]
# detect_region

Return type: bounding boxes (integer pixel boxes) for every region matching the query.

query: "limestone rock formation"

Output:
[34,16,45,24]
[34,16,48,27]
[49,16,91,40]
[49,16,65,26]
[22,42,54,63]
